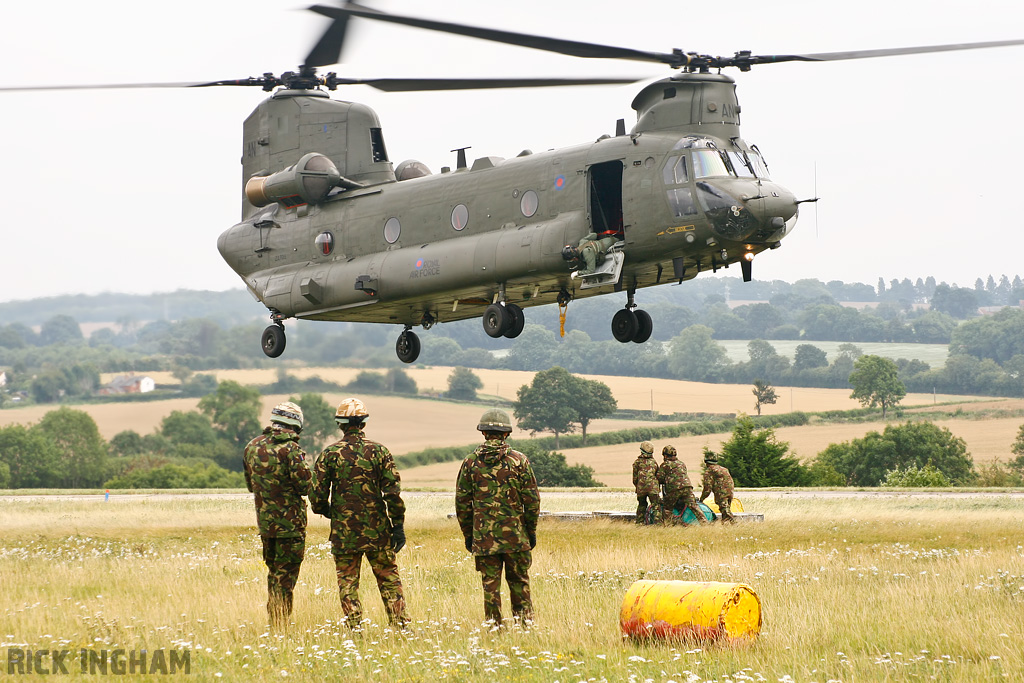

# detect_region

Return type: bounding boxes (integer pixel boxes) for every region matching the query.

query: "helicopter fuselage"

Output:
[216,72,799,358]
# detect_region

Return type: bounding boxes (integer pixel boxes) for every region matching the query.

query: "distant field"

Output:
[716,339,949,365]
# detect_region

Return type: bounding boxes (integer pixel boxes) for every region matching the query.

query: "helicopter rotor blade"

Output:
[0,80,270,92]
[328,76,641,91]
[308,2,682,66]
[303,13,353,68]
[738,38,1024,67]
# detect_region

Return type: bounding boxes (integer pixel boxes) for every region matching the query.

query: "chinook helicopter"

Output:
[5,4,1022,363]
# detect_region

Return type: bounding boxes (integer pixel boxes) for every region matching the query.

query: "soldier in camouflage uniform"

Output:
[456,409,540,627]
[699,452,736,524]
[310,398,409,629]
[657,445,707,526]
[243,401,313,629]
[632,441,660,524]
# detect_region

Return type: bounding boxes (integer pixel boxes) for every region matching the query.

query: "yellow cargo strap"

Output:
[558,301,568,337]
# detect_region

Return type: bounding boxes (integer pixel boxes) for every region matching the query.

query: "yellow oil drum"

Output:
[703,497,744,514]
[620,580,762,641]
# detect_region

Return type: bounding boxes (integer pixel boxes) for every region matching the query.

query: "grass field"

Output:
[2,492,1022,681]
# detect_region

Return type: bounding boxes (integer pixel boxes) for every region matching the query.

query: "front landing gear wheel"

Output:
[611,309,638,343]
[503,303,525,339]
[261,324,286,358]
[482,303,511,338]
[396,329,421,364]
[632,309,653,344]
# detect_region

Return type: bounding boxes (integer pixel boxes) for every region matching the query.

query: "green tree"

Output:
[931,284,979,319]
[0,423,62,487]
[39,314,84,346]
[667,325,729,381]
[293,392,336,456]
[717,416,809,487]
[513,367,579,448]
[814,421,974,486]
[446,367,483,401]
[161,410,219,447]
[385,367,418,395]
[105,461,245,489]
[751,379,778,416]
[881,464,951,487]
[849,354,906,418]
[520,446,604,487]
[109,430,146,457]
[793,344,828,371]
[198,380,262,447]
[35,407,108,488]
[574,377,617,446]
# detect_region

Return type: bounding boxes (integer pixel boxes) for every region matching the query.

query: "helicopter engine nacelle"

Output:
[245,152,342,208]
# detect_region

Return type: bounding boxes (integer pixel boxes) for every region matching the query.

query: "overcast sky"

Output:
[2,0,1022,304]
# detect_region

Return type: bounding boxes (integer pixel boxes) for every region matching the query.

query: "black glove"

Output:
[464,536,473,553]
[528,530,537,550]
[391,525,406,553]
[311,503,330,518]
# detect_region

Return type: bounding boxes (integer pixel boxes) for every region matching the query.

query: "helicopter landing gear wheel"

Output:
[482,303,511,338]
[503,303,525,339]
[632,309,653,343]
[611,308,638,343]
[396,329,421,364]
[262,324,287,358]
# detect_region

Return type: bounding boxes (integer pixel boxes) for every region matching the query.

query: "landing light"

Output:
[744,252,754,261]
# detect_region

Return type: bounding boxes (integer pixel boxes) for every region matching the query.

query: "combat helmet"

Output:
[639,441,654,455]
[704,451,718,464]
[477,408,513,433]
[662,445,677,458]
[270,401,303,431]
[335,397,369,426]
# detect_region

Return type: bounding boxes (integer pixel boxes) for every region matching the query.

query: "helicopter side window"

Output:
[727,151,755,178]
[451,204,469,231]
[384,217,401,244]
[314,231,335,255]
[661,156,689,185]
[520,190,539,218]
[666,188,698,217]
[692,150,731,178]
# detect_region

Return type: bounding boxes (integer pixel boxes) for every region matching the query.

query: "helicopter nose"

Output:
[742,182,799,242]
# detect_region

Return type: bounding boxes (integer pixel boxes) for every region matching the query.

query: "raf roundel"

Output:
[415,258,424,270]
[554,175,566,190]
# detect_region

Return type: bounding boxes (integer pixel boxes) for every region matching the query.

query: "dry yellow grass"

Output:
[2,493,1022,682]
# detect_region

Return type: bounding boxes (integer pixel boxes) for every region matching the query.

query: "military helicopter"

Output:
[5,3,1022,363]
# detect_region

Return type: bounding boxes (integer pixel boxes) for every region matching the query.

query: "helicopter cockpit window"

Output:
[520,190,539,218]
[666,188,698,217]
[384,217,401,244]
[747,150,770,178]
[692,149,731,178]
[727,151,756,178]
[314,231,334,256]
[451,204,469,231]
[671,135,707,150]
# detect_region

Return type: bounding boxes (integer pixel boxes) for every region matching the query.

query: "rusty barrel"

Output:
[619,580,762,641]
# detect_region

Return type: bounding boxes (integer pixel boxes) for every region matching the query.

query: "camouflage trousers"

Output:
[716,496,736,524]
[664,489,708,526]
[333,548,408,628]
[261,535,305,629]
[474,551,533,626]
[636,493,660,525]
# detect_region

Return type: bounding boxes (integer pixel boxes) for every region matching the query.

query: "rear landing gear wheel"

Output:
[611,309,638,343]
[396,329,421,364]
[632,309,653,343]
[482,303,511,338]
[503,303,525,338]
[262,324,286,358]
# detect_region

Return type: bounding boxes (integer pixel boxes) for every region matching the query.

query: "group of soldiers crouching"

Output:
[633,440,735,525]
[243,399,733,633]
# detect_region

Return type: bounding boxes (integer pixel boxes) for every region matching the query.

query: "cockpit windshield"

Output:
[691,149,731,178]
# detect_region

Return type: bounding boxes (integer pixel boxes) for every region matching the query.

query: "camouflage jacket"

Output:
[243,426,312,538]
[632,453,659,495]
[455,439,540,556]
[310,429,405,552]
[657,456,693,496]
[700,464,735,502]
